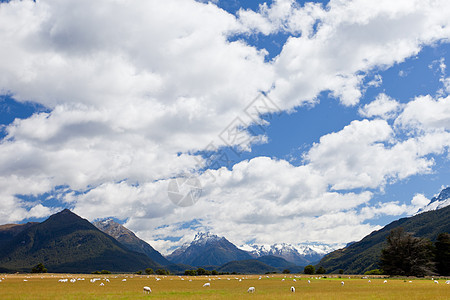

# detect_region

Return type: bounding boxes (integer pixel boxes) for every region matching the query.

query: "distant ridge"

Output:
[93,219,170,266]
[0,209,160,273]
[167,232,253,266]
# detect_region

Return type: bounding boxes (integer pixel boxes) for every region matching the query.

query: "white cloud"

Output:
[359,93,403,119]
[1,0,450,252]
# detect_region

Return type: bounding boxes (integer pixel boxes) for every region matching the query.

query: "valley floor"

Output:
[0,273,448,299]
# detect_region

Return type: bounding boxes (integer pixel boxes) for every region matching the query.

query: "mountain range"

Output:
[0,186,448,274]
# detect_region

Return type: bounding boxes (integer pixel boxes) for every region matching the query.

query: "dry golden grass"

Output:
[0,274,448,299]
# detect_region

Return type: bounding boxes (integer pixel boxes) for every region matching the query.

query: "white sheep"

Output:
[308,280,311,284]
[434,280,439,284]
[247,287,255,293]
[99,283,104,286]
[341,281,345,286]
[203,283,210,287]
[293,279,296,282]
[143,286,152,294]
[383,280,387,283]
[446,280,450,284]
[290,286,295,292]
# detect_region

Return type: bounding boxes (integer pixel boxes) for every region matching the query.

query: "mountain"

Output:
[242,243,340,265]
[256,255,298,269]
[317,204,450,274]
[417,187,450,213]
[0,209,160,273]
[217,259,277,274]
[0,222,38,245]
[93,219,170,266]
[166,232,253,266]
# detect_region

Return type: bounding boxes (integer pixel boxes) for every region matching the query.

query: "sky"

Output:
[1,0,450,254]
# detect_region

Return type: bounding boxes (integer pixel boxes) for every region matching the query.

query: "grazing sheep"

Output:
[106,279,110,282]
[156,278,161,281]
[143,286,151,294]
[247,287,255,293]
[434,280,439,284]
[99,283,104,286]
[281,279,285,281]
[290,286,295,292]
[122,279,126,282]
[203,283,210,287]
[383,280,387,283]
[308,280,311,284]
[446,280,450,284]
[293,279,296,282]
[368,280,371,283]
[341,281,345,286]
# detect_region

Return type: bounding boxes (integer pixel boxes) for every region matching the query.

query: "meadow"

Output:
[0,274,448,299]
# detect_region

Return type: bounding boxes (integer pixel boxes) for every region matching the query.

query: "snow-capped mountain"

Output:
[166,232,252,266]
[240,242,344,265]
[417,187,450,213]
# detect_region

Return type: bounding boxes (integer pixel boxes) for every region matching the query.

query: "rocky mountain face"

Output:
[93,219,170,266]
[0,209,160,273]
[166,232,253,266]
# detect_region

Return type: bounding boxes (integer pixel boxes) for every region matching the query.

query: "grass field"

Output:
[0,274,449,299]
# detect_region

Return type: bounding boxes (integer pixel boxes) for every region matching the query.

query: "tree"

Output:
[196,268,207,276]
[380,227,435,276]
[304,265,315,275]
[184,270,197,276]
[211,270,218,275]
[364,269,383,275]
[135,270,142,275]
[282,269,291,274]
[435,232,450,276]
[145,268,154,275]
[100,270,111,274]
[31,263,47,273]
[155,269,168,275]
[316,266,326,274]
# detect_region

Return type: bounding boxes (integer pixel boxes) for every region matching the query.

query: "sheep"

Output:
[446,280,450,284]
[143,286,152,294]
[281,278,285,281]
[434,280,439,284]
[70,278,76,283]
[99,283,104,286]
[203,283,210,287]
[106,279,110,282]
[156,278,161,281]
[308,280,311,284]
[293,279,296,282]
[290,286,295,292]
[122,279,127,282]
[341,281,345,286]
[384,280,387,283]
[247,287,255,293]
[368,280,371,283]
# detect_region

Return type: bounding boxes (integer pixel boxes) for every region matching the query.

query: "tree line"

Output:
[379,228,449,276]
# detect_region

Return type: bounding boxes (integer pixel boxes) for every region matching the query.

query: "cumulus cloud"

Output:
[1,0,450,251]
[359,93,403,119]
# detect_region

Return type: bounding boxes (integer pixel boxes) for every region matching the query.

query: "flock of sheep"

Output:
[6,274,448,295]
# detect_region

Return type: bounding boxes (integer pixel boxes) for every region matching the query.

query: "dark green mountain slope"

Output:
[0,222,38,245]
[0,209,160,273]
[217,259,277,274]
[93,219,170,266]
[317,205,450,274]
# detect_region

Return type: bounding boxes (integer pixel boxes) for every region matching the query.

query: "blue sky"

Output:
[1,0,450,252]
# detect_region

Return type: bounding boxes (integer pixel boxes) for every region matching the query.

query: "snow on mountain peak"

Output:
[417,187,450,214]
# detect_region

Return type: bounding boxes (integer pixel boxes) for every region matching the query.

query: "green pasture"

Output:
[0,274,448,299]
